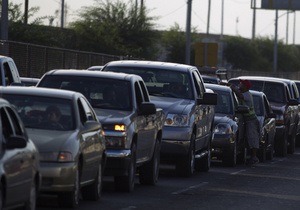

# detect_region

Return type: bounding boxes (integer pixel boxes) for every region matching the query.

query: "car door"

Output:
[1,106,31,205]
[192,70,211,150]
[135,81,156,161]
[78,97,103,182]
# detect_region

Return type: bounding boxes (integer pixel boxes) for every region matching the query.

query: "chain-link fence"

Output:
[0,40,124,78]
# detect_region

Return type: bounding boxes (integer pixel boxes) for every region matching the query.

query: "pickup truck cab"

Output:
[102,60,217,177]
[0,55,22,86]
[229,76,299,157]
[37,70,164,192]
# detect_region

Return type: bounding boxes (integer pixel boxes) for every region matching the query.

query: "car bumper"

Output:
[211,134,235,156]
[160,126,193,163]
[40,162,77,193]
[103,149,132,176]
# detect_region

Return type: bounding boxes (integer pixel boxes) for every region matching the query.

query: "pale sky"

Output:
[12,0,300,45]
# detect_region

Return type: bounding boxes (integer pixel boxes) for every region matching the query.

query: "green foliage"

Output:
[161,23,200,64]
[223,36,300,72]
[0,0,51,24]
[69,0,158,59]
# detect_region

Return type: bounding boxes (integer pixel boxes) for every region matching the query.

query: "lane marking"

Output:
[209,187,300,201]
[233,173,300,181]
[172,182,208,195]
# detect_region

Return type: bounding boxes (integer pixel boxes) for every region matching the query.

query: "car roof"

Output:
[0,86,82,100]
[204,83,231,92]
[42,69,143,81]
[229,76,288,86]
[104,60,197,73]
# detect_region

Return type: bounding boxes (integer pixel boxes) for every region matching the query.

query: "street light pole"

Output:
[185,0,192,65]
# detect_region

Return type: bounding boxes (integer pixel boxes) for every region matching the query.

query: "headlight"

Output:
[40,151,73,162]
[103,124,127,148]
[164,114,189,127]
[213,123,233,134]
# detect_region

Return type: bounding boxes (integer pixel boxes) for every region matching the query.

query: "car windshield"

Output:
[39,75,132,111]
[104,66,193,100]
[2,94,74,131]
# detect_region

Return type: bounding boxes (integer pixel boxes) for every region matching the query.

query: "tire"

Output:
[82,162,103,201]
[114,143,136,192]
[287,131,296,154]
[0,183,3,210]
[139,138,160,185]
[24,180,37,210]
[222,141,237,167]
[266,142,274,161]
[274,130,288,157]
[237,147,247,165]
[258,142,266,163]
[195,140,211,172]
[58,167,80,208]
[176,134,195,177]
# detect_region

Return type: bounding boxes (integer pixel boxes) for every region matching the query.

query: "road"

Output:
[37,148,300,210]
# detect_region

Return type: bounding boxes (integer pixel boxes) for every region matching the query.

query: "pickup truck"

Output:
[0,55,22,85]
[101,60,218,177]
[37,70,165,192]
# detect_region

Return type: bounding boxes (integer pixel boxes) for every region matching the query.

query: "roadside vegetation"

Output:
[1,0,300,72]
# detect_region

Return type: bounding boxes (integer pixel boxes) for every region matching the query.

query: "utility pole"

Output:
[286,10,289,44]
[207,0,211,35]
[1,0,8,40]
[24,0,29,24]
[185,0,192,65]
[293,11,296,45]
[273,10,278,74]
[61,0,65,28]
[252,0,256,40]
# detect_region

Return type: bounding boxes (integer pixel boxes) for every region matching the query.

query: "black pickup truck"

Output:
[37,70,165,192]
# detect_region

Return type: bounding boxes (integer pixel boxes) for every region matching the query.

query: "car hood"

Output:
[94,108,131,124]
[150,96,194,114]
[26,129,76,152]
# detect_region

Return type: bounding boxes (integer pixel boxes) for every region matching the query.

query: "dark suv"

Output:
[228,76,299,157]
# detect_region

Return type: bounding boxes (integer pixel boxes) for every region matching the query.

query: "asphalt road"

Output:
[37,148,300,210]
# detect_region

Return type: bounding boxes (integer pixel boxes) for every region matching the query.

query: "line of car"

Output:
[2,62,300,209]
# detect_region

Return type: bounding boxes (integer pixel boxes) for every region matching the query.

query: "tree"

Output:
[0,0,52,24]
[69,0,158,59]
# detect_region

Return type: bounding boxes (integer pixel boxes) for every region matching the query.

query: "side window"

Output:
[135,82,143,107]
[79,97,97,121]
[292,83,299,99]
[192,71,204,98]
[6,107,24,136]
[77,99,88,124]
[139,80,150,102]
[3,62,14,85]
[1,107,13,139]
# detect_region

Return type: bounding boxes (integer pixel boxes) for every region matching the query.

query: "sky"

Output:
[11,0,300,45]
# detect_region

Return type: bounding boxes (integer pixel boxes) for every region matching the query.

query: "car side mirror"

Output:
[5,136,27,149]
[197,92,218,105]
[138,102,156,115]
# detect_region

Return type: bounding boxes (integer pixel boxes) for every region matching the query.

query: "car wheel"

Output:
[139,138,160,185]
[114,143,136,192]
[195,139,211,172]
[287,131,296,154]
[82,162,103,201]
[258,142,267,163]
[58,167,80,208]
[0,183,3,210]
[275,129,288,157]
[176,134,195,176]
[24,180,37,210]
[266,141,274,160]
[222,140,237,167]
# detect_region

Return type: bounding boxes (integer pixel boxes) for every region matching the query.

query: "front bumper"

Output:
[40,162,77,193]
[103,149,132,176]
[211,134,235,157]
